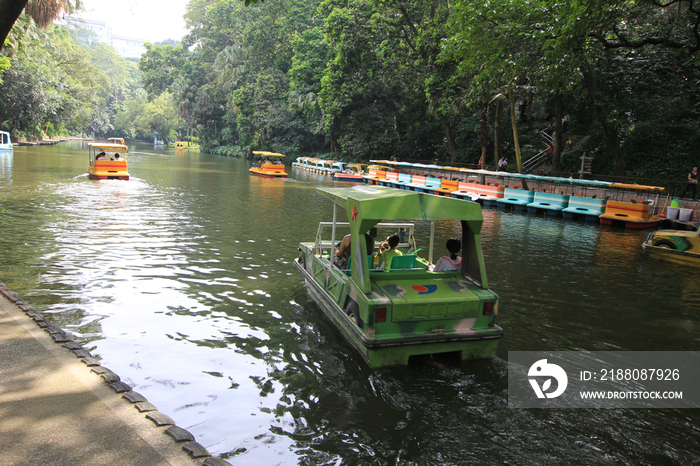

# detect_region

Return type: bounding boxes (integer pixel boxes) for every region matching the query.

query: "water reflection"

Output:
[1,145,700,464]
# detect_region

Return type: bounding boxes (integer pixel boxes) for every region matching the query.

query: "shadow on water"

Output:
[1,144,700,464]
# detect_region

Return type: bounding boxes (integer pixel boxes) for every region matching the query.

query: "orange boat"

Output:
[87,141,129,180]
[250,151,288,178]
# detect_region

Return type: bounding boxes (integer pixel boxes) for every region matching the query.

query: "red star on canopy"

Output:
[351,205,358,221]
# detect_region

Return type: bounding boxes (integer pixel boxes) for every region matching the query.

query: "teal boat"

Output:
[294,185,503,368]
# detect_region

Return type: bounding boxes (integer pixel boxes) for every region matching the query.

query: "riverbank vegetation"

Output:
[1,0,699,184]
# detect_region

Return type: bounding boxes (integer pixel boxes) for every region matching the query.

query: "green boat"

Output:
[294,185,503,368]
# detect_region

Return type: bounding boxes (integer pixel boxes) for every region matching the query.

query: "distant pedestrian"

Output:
[681,166,698,200]
[546,146,553,165]
[497,156,508,172]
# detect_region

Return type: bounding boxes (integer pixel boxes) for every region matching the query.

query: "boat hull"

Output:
[294,258,502,368]
[249,168,287,178]
[600,217,659,229]
[87,160,129,181]
[88,173,130,181]
[333,174,364,182]
[642,245,700,266]
[642,228,700,266]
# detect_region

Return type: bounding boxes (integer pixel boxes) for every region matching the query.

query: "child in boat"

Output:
[433,238,462,271]
[379,234,403,272]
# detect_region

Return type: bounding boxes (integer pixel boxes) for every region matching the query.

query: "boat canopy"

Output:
[610,183,665,192]
[252,151,285,158]
[88,142,128,152]
[317,185,487,292]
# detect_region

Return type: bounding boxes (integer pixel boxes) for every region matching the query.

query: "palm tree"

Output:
[1,0,80,49]
[26,0,81,28]
[214,45,246,93]
[171,76,197,142]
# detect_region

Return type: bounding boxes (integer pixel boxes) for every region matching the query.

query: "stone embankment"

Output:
[0,281,231,466]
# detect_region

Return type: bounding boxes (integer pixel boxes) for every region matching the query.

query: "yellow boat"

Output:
[87,141,129,180]
[175,141,200,152]
[250,151,288,178]
[642,228,700,266]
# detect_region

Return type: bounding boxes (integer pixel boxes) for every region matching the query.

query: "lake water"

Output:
[2,142,699,464]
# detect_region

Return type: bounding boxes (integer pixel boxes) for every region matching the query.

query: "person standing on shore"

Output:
[681,166,698,200]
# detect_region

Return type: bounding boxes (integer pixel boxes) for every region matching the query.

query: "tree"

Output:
[1,0,81,49]
[135,92,179,142]
[0,0,29,48]
[138,43,189,100]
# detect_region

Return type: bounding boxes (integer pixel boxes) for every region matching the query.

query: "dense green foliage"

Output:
[1,0,699,184]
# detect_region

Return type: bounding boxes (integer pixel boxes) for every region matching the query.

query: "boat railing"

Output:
[314,221,417,259]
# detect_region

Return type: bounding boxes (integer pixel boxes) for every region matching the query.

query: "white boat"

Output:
[0,131,13,151]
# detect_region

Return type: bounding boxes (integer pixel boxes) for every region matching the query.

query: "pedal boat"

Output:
[87,141,129,180]
[294,185,503,368]
[250,151,288,178]
[642,228,700,266]
[0,131,14,151]
[333,163,368,182]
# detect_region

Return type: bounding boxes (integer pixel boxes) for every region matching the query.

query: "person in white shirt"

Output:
[434,238,462,272]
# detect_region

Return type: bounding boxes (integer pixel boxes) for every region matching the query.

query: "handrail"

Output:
[523,147,549,173]
[541,131,554,147]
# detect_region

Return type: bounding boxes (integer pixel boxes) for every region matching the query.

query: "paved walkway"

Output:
[0,285,227,466]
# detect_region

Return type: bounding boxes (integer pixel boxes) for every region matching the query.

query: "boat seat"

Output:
[346,255,377,275]
[389,254,416,271]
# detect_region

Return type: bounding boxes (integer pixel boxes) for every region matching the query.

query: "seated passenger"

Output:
[433,238,462,272]
[334,234,351,269]
[96,151,107,160]
[334,229,377,269]
[379,234,403,272]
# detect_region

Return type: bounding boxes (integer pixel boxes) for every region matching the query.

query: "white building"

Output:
[64,17,147,59]
[109,34,147,59]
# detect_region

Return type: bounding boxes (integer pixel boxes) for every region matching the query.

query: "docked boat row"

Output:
[358,160,666,230]
[292,156,346,175]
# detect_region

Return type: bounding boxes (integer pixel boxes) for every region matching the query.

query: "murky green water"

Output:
[2,142,700,464]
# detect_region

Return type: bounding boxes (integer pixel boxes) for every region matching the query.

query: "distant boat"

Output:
[175,141,200,153]
[87,139,130,180]
[333,163,368,182]
[250,151,288,178]
[154,136,164,146]
[0,131,13,151]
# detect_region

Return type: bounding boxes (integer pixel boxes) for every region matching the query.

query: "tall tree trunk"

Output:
[553,91,564,172]
[330,133,339,159]
[442,115,457,164]
[508,88,528,190]
[581,66,626,177]
[0,0,29,49]
[478,103,489,170]
[493,97,503,167]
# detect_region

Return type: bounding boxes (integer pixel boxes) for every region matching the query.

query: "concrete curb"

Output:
[0,281,232,466]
